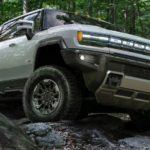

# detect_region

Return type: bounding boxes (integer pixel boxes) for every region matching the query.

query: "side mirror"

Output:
[17,20,34,40]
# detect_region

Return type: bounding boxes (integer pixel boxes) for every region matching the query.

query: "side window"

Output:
[34,12,42,32]
[2,21,15,31]
[0,11,42,42]
[0,20,19,41]
[23,12,42,32]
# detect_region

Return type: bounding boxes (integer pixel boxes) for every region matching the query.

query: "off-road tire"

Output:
[23,66,82,122]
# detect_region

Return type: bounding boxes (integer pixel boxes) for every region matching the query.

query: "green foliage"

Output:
[0,0,149,38]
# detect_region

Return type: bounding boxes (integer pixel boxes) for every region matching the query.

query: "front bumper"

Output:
[62,48,150,110]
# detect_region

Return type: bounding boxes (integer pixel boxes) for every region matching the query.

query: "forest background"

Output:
[0,0,150,39]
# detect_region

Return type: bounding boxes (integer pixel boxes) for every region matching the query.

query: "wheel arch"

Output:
[33,38,67,70]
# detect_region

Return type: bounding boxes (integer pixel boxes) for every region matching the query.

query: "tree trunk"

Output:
[72,0,76,12]
[136,1,144,35]
[0,0,3,22]
[129,3,136,34]
[123,7,128,32]
[88,0,93,16]
[0,113,38,150]
[110,0,116,24]
[23,0,29,14]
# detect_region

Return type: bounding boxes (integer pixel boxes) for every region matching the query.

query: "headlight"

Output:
[83,34,109,42]
[77,31,83,42]
[78,32,109,47]
[77,31,150,53]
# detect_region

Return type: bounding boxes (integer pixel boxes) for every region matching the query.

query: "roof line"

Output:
[3,8,44,26]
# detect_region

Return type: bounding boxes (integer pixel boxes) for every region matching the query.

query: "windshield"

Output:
[44,10,120,31]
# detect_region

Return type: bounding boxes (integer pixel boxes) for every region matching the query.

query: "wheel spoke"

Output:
[53,92,59,98]
[33,92,44,98]
[53,97,59,102]
[35,83,45,93]
[40,81,48,91]
[40,106,46,114]
[36,102,43,109]
[49,103,53,111]
[48,81,55,91]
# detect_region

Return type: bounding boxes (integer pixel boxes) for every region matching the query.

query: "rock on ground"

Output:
[23,114,150,150]
[1,101,150,150]
[0,113,38,150]
[119,136,150,150]
[24,122,116,150]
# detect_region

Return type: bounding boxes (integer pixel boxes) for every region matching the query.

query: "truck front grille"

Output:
[125,65,150,80]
